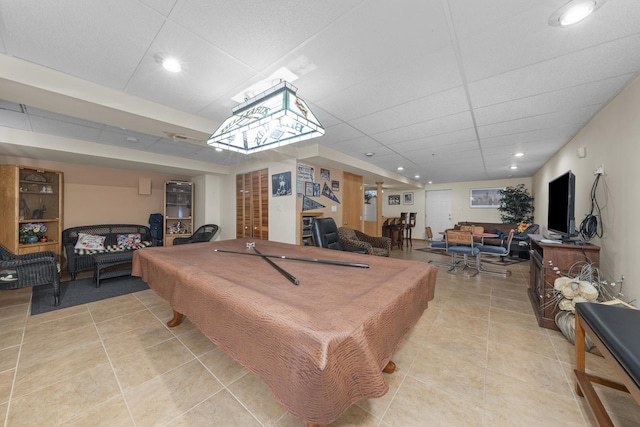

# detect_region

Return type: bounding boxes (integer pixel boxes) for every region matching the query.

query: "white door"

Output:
[425,189,452,239]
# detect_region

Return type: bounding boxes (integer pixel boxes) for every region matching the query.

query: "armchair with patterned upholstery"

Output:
[0,244,60,306]
[338,227,392,257]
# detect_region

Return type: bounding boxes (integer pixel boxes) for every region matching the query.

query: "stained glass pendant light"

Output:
[208,81,324,154]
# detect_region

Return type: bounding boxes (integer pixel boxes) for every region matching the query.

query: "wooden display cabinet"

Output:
[0,165,63,258]
[163,181,193,246]
[528,235,600,330]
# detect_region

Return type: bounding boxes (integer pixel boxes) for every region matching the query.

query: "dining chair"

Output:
[444,229,479,276]
[475,229,515,276]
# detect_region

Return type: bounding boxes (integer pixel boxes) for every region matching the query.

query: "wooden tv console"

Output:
[528,234,600,330]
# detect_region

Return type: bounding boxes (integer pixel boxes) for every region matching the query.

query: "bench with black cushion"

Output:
[575,302,640,426]
[62,224,152,280]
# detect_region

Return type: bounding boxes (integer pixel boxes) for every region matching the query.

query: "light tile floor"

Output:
[1,242,639,426]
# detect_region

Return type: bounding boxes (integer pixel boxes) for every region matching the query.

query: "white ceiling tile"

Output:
[474,75,633,125]
[348,87,469,134]
[140,0,177,17]
[469,34,640,107]
[170,0,366,70]
[125,21,255,114]
[373,112,474,145]
[0,0,165,90]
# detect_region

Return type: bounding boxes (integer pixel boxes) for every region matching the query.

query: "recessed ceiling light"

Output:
[215,147,223,152]
[510,165,518,170]
[126,137,138,143]
[549,0,605,27]
[414,175,420,179]
[428,181,433,184]
[397,166,404,171]
[365,152,375,157]
[162,57,182,73]
[514,152,524,157]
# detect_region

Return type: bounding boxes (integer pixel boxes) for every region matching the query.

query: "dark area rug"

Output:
[415,247,527,265]
[31,276,149,315]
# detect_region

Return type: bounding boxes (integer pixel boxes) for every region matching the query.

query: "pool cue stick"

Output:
[251,246,300,286]
[213,249,370,269]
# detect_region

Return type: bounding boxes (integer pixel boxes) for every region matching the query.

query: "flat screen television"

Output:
[547,171,576,239]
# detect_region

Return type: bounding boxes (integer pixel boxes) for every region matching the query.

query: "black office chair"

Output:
[172,224,219,245]
[311,218,367,253]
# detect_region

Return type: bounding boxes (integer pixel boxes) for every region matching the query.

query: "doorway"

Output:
[425,189,452,237]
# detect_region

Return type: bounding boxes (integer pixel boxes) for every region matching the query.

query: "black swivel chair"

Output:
[172,224,219,245]
[311,218,367,253]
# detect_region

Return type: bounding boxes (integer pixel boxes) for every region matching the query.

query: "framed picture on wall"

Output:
[403,192,414,205]
[271,172,292,196]
[388,194,401,205]
[470,187,504,208]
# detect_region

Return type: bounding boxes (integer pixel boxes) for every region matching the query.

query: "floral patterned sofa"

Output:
[62,224,152,280]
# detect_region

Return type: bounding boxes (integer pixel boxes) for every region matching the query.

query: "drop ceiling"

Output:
[0,0,639,187]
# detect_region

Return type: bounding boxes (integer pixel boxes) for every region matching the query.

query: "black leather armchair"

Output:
[172,224,219,245]
[510,224,539,259]
[311,218,367,253]
[0,244,60,306]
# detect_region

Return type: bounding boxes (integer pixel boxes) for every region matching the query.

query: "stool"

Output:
[92,251,134,287]
[387,224,403,250]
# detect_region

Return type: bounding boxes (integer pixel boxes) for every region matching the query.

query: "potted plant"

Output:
[498,184,534,224]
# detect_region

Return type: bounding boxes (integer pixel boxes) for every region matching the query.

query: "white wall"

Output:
[382,177,533,240]
[533,74,640,306]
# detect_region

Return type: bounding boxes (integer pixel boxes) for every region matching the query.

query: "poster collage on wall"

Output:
[290,163,341,211]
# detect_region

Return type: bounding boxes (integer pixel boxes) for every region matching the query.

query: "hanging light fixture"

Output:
[207,81,324,154]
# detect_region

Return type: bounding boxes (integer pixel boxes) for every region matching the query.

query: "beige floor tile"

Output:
[94,308,164,339]
[0,314,27,337]
[491,286,530,303]
[0,288,31,309]
[7,364,120,426]
[0,303,29,319]
[484,371,586,426]
[488,321,556,357]
[0,346,19,373]
[0,325,24,351]
[355,365,406,420]
[383,376,484,426]
[13,340,110,397]
[433,307,489,339]
[487,340,572,395]
[489,306,543,333]
[442,296,490,320]
[403,306,440,346]
[101,320,174,360]
[65,395,135,427]
[133,288,168,308]
[26,303,88,326]
[125,359,223,425]
[23,311,94,342]
[168,389,261,426]
[176,327,219,356]
[0,401,7,425]
[0,369,14,404]
[409,345,486,407]
[19,324,100,362]
[491,294,533,314]
[198,346,249,386]
[111,337,195,390]
[88,293,148,323]
[422,324,489,368]
[227,373,289,426]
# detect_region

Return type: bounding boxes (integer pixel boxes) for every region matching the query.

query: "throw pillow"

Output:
[117,233,142,250]
[74,233,106,250]
[517,222,530,233]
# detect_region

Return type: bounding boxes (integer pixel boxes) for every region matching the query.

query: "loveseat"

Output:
[62,224,152,280]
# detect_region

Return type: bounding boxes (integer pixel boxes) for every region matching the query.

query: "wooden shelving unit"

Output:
[0,165,63,258]
[163,181,193,246]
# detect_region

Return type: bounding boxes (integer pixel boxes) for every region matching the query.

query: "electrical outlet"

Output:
[594,164,604,175]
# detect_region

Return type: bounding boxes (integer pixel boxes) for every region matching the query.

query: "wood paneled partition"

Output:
[236,169,269,240]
